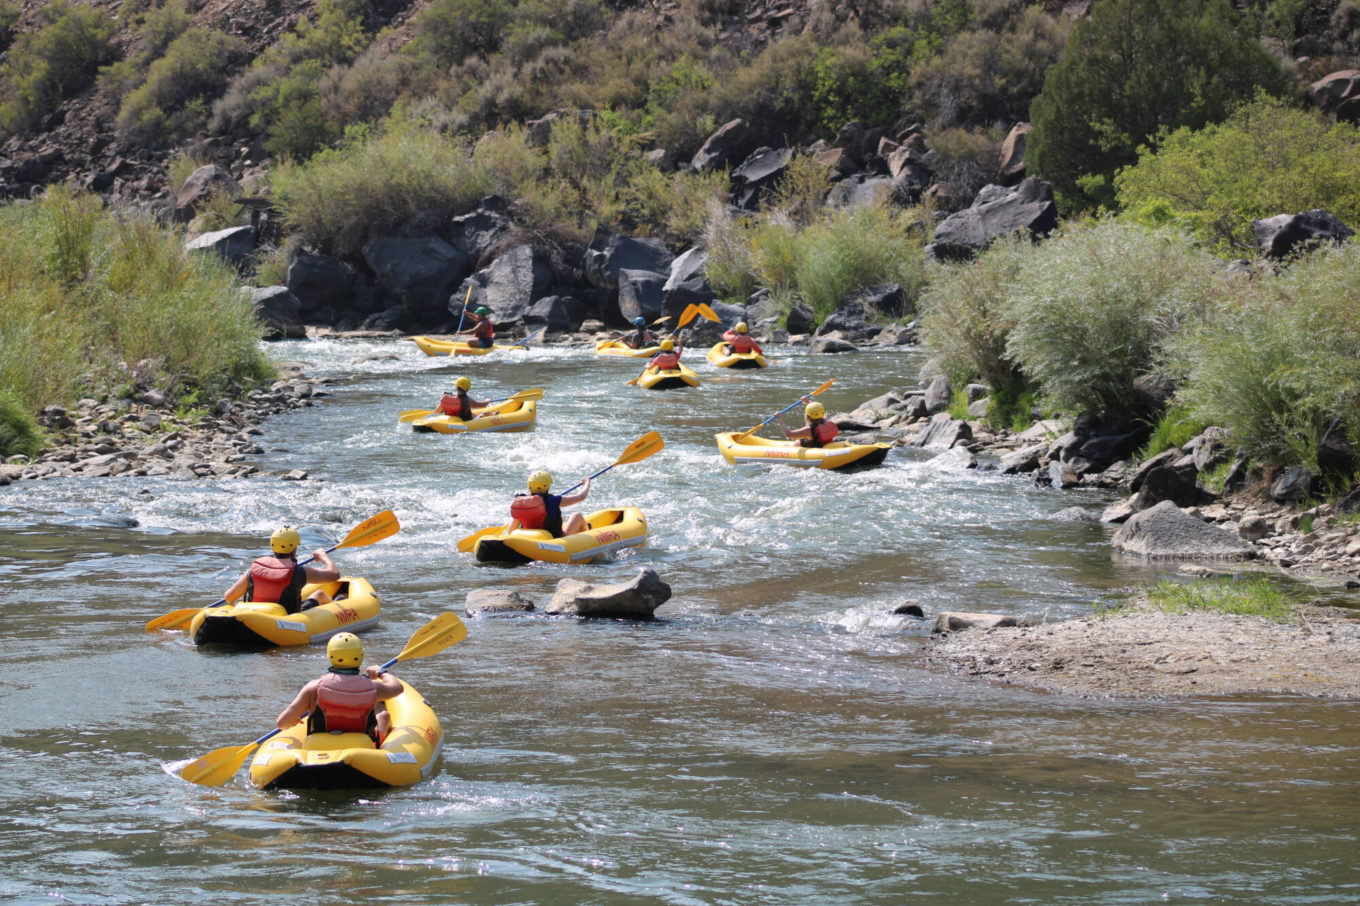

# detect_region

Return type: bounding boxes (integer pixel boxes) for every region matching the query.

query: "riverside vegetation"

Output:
[5,3,1360,581]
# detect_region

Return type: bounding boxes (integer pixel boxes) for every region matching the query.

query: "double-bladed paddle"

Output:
[399,388,543,424]
[735,380,836,440]
[178,611,468,787]
[454,431,665,551]
[145,510,401,633]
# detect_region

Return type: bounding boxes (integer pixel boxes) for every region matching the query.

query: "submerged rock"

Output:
[545,567,672,618]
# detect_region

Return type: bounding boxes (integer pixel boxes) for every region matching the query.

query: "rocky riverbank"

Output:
[0,363,324,486]
[926,603,1360,699]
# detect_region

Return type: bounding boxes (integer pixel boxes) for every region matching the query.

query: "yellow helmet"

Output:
[270,526,300,555]
[806,401,826,420]
[660,338,675,351]
[327,632,363,669]
[734,321,748,333]
[455,376,471,392]
[528,470,552,494]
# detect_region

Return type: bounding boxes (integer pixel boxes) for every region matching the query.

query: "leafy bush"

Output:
[1115,95,1360,255]
[1028,0,1287,208]
[918,231,1029,396]
[407,0,514,67]
[0,2,117,136]
[1138,404,1209,460]
[1173,240,1360,470]
[117,27,243,145]
[271,119,493,256]
[0,390,44,458]
[0,1,21,53]
[702,204,760,301]
[1003,219,1223,418]
[792,203,927,320]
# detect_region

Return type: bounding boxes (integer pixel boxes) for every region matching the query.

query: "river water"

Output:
[2,338,1357,905]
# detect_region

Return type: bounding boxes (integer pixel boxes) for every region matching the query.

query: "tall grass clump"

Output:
[918,231,1029,396]
[791,203,928,320]
[0,189,270,423]
[271,118,494,256]
[1173,240,1360,471]
[0,390,44,458]
[1003,219,1222,418]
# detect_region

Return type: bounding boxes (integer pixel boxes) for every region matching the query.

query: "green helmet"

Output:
[475,306,490,316]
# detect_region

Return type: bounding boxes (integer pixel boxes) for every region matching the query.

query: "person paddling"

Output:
[776,399,839,448]
[274,633,403,743]
[436,376,489,419]
[456,306,495,348]
[508,470,590,537]
[625,316,656,349]
[647,337,683,372]
[722,321,762,356]
[223,527,340,614]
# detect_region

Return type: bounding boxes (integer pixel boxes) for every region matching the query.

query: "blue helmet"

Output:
[633,316,645,326]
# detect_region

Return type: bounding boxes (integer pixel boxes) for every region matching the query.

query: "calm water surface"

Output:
[1,338,1357,905]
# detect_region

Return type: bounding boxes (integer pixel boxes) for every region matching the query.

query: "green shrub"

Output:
[407,0,514,67]
[117,27,243,145]
[702,205,760,302]
[1173,240,1360,470]
[0,2,117,136]
[918,231,1028,396]
[1003,219,1222,418]
[1028,0,1286,208]
[1115,95,1360,256]
[0,390,44,458]
[271,118,493,256]
[0,1,21,52]
[791,203,927,320]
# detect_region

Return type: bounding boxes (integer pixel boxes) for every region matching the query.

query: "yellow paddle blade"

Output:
[696,302,720,322]
[457,524,505,553]
[180,739,261,787]
[614,430,664,466]
[394,612,467,663]
[677,303,699,328]
[336,510,399,550]
[145,607,201,633]
[399,408,437,423]
[510,388,544,401]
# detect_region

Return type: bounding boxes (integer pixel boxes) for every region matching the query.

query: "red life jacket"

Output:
[313,671,378,734]
[801,419,839,448]
[511,493,547,530]
[246,555,306,611]
[725,331,758,354]
[473,319,493,340]
[650,352,681,370]
[439,392,471,419]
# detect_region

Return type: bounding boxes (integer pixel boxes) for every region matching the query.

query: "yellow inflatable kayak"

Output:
[472,507,648,564]
[595,338,659,358]
[190,577,381,648]
[636,363,700,390]
[248,679,441,790]
[411,398,536,434]
[411,335,525,356]
[714,432,891,470]
[705,341,769,369]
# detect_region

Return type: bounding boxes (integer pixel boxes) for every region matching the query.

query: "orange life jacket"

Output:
[312,670,378,735]
[439,392,471,419]
[801,419,839,448]
[473,318,493,340]
[650,352,681,370]
[510,492,563,535]
[246,555,306,612]
[724,331,759,354]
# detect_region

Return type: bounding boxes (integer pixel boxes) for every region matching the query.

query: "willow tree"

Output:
[1028,0,1286,208]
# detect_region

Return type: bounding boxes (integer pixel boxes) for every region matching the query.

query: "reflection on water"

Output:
[1,338,1357,904]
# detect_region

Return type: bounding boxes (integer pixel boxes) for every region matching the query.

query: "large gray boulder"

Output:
[186,226,256,269]
[583,226,674,293]
[1251,210,1354,260]
[1112,500,1253,560]
[449,197,513,262]
[785,302,817,335]
[691,118,758,171]
[173,164,239,222]
[287,252,356,321]
[362,235,471,322]
[1308,70,1360,116]
[524,295,580,333]
[465,588,535,616]
[733,146,793,209]
[452,244,554,325]
[617,269,667,323]
[662,247,717,310]
[928,176,1058,261]
[246,286,304,340]
[544,567,673,619]
[996,122,1031,184]
[911,413,972,450]
[815,299,873,342]
[825,174,895,209]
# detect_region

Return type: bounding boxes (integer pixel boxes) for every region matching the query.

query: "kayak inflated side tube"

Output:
[190,577,381,648]
[713,432,890,470]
